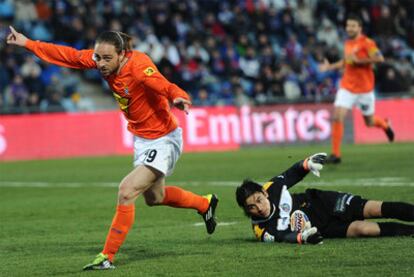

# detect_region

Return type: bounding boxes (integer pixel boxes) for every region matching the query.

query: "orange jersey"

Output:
[25,40,190,139]
[340,35,380,93]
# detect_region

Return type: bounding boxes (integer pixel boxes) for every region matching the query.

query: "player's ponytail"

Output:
[96,31,133,53]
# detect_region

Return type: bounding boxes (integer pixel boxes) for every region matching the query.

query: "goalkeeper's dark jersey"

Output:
[251,161,309,243]
[251,161,366,242]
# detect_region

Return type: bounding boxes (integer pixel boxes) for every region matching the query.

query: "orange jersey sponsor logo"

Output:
[143,67,156,76]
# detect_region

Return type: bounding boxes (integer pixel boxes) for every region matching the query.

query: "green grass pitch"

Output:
[0,143,413,276]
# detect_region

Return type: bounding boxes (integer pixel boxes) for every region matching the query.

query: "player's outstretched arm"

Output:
[7,25,95,69]
[318,58,344,72]
[6,26,28,47]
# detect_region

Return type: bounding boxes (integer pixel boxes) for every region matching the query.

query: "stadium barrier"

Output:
[0,99,413,161]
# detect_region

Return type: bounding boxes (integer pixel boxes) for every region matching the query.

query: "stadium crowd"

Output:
[1,0,414,113]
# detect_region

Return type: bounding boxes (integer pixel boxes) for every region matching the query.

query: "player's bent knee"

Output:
[118,181,140,202]
[363,201,382,218]
[118,187,135,202]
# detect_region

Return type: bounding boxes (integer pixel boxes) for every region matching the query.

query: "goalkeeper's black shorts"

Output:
[293,189,368,238]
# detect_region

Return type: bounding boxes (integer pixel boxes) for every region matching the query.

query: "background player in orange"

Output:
[6,26,219,270]
[319,14,394,164]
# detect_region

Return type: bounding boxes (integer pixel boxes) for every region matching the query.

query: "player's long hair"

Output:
[96,31,133,53]
[236,179,264,217]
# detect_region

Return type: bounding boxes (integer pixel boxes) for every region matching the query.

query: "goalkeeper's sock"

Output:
[373,115,388,129]
[102,204,135,262]
[161,186,209,213]
[381,202,414,221]
[378,222,414,237]
[331,122,343,157]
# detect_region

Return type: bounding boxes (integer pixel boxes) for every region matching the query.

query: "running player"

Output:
[236,153,413,244]
[6,26,219,270]
[319,14,394,164]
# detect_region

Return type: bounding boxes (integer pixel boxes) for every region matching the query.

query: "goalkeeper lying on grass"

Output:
[236,153,414,244]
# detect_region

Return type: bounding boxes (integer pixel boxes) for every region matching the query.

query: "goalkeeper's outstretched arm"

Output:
[268,153,327,189]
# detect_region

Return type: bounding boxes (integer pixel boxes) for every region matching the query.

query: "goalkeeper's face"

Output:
[245,191,271,218]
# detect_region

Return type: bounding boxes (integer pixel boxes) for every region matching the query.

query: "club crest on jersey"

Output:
[124,86,129,95]
[144,67,156,76]
[281,203,290,212]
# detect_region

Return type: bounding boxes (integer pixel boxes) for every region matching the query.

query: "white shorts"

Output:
[133,127,183,176]
[334,88,375,116]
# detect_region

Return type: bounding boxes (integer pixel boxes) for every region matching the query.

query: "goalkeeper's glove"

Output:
[305,152,327,177]
[300,227,324,245]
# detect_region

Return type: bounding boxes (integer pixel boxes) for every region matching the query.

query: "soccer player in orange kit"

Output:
[319,14,394,164]
[7,26,219,270]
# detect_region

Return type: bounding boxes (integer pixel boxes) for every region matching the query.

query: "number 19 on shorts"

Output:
[143,149,157,163]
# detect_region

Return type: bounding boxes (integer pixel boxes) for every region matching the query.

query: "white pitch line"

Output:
[0,178,414,188]
[193,221,239,227]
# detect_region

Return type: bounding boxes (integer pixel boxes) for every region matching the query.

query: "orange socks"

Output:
[102,204,135,262]
[101,188,208,261]
[373,116,388,130]
[161,186,209,213]
[331,122,344,157]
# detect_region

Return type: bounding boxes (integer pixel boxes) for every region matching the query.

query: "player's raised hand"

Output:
[306,152,327,177]
[173,97,191,114]
[6,26,28,47]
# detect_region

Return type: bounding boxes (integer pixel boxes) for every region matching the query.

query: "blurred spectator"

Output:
[20,55,41,79]
[135,33,165,64]
[187,40,210,64]
[234,85,251,107]
[239,46,260,80]
[14,0,38,31]
[31,21,52,41]
[5,74,29,108]
[373,5,394,38]
[316,18,340,49]
[0,64,10,104]
[283,64,302,101]
[295,0,315,28]
[20,55,44,102]
[193,87,215,107]
[40,75,66,113]
[285,34,303,61]
[394,56,414,88]
[253,82,267,105]
[378,67,406,94]
[35,0,52,21]
[0,0,14,21]
[217,82,234,106]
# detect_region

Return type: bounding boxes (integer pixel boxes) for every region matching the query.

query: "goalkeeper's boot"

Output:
[384,119,395,142]
[83,253,115,270]
[326,154,341,164]
[199,194,219,234]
